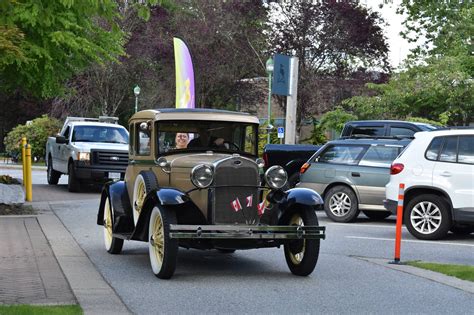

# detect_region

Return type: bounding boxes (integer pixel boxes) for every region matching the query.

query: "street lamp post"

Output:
[266,57,274,145]
[133,85,141,113]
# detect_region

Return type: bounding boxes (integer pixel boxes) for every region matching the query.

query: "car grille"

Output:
[212,157,259,224]
[91,150,128,167]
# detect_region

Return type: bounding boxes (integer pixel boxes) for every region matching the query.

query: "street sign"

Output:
[277,127,285,139]
[271,54,291,96]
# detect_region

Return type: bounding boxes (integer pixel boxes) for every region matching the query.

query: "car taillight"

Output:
[300,162,310,174]
[390,163,404,175]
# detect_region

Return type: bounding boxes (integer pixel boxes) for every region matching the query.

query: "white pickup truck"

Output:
[45,116,129,192]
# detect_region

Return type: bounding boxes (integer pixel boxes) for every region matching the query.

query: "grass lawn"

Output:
[0,305,82,315]
[407,261,474,282]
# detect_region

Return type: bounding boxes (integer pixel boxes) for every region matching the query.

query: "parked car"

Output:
[298,137,411,222]
[384,128,474,240]
[97,108,326,279]
[45,116,129,192]
[341,120,440,138]
[263,144,322,188]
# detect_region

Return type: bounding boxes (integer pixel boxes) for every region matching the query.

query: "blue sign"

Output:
[277,127,285,138]
[271,54,291,96]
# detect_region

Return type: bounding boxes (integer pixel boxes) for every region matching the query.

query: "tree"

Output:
[0,0,129,98]
[265,0,390,125]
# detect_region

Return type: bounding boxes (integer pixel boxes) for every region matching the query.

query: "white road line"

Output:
[346,236,474,247]
[327,222,402,229]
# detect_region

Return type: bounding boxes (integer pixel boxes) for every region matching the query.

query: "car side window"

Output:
[359,145,400,167]
[439,136,458,163]
[389,127,415,137]
[457,136,474,164]
[318,145,365,165]
[136,122,151,156]
[351,126,384,137]
[63,126,70,139]
[425,137,444,161]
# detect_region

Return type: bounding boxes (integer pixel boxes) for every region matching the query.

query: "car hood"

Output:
[71,142,128,152]
[169,152,239,168]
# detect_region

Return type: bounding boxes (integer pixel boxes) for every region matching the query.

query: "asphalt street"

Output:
[4,167,474,314]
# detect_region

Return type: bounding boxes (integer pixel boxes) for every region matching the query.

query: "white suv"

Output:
[385,129,474,240]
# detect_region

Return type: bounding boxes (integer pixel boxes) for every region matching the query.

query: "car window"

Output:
[439,136,457,163]
[389,127,415,137]
[136,123,151,156]
[457,136,474,164]
[317,145,365,165]
[351,126,384,137]
[359,145,400,167]
[425,137,444,161]
[63,126,70,138]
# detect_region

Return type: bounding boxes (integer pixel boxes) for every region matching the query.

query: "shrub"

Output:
[4,115,62,160]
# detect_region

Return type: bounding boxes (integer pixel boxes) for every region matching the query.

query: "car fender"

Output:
[131,188,207,241]
[269,188,323,224]
[97,181,134,234]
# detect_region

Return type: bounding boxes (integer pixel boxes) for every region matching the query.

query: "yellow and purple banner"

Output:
[173,37,195,108]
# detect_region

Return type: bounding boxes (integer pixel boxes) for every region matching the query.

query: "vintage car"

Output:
[97,108,325,279]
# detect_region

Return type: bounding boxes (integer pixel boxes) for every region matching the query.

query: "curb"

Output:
[35,203,131,315]
[354,256,474,295]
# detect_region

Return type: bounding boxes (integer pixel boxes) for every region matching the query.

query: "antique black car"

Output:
[97,108,325,279]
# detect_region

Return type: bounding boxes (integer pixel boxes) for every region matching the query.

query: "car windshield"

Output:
[71,126,129,144]
[157,120,258,156]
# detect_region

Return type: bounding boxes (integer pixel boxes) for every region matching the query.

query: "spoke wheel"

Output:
[103,196,123,254]
[148,206,178,279]
[283,209,320,276]
[324,186,359,223]
[405,194,451,240]
[132,171,158,226]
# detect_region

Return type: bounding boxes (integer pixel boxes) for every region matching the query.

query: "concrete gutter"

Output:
[33,202,131,315]
[355,256,474,295]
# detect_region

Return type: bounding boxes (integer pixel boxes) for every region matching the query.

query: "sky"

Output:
[364,0,414,68]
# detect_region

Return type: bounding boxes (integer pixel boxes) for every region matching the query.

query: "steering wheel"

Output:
[224,141,240,151]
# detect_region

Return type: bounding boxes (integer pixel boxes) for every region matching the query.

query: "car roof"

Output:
[415,129,474,138]
[130,108,260,124]
[328,137,411,146]
[345,120,435,127]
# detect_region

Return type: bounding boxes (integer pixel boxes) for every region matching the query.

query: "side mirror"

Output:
[56,136,68,144]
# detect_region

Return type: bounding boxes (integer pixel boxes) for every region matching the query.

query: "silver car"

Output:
[298,138,410,222]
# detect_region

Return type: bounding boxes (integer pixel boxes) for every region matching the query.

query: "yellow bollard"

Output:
[21,137,27,186]
[25,144,32,202]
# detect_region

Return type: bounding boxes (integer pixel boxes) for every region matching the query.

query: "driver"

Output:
[175,132,189,149]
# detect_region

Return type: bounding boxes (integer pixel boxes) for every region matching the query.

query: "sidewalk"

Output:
[0,203,130,314]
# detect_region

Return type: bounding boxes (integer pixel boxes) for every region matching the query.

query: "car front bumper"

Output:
[73,161,125,182]
[383,199,398,215]
[169,224,326,240]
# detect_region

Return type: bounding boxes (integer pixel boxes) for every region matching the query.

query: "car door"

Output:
[57,126,71,173]
[300,144,366,196]
[354,144,402,208]
[433,135,474,210]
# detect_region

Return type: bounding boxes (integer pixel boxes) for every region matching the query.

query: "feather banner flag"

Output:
[173,37,195,109]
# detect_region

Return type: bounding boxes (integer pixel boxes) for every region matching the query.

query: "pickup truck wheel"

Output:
[324,186,359,223]
[47,157,61,185]
[405,194,452,240]
[362,210,391,221]
[103,195,124,254]
[67,162,81,192]
[149,206,178,279]
[133,171,158,225]
[284,209,320,276]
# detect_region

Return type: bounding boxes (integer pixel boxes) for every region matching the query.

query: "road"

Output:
[4,168,474,314]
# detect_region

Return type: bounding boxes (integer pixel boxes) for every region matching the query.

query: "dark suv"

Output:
[298,137,411,222]
[341,120,440,138]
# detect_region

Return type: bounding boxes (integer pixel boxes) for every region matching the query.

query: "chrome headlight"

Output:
[190,164,214,189]
[264,165,287,190]
[77,152,90,161]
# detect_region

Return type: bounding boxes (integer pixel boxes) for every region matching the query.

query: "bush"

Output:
[4,115,62,161]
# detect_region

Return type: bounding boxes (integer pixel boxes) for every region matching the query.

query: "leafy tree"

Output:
[301,120,327,145]
[265,0,390,125]
[4,115,62,160]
